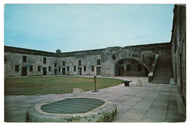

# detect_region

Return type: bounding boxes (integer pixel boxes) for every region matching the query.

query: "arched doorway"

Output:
[115,58,149,76]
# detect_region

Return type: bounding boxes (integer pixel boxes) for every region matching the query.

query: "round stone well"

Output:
[27,97,117,122]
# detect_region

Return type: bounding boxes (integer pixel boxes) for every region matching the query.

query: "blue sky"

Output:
[4,4,174,52]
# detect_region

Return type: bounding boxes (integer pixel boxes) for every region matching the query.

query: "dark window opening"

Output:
[30,65,33,72]
[38,66,41,72]
[97,59,101,65]
[84,66,86,72]
[49,66,51,72]
[63,61,65,66]
[43,57,46,64]
[67,66,70,71]
[59,67,61,72]
[112,55,116,60]
[23,56,27,62]
[78,60,81,66]
[15,65,19,72]
[74,66,76,72]
[91,66,94,71]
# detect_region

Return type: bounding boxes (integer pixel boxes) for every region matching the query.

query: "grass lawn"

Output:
[5,76,122,95]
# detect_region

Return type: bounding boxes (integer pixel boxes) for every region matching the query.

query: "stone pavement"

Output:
[4,77,186,122]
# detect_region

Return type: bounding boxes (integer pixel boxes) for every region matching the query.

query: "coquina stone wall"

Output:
[171,4,186,113]
[4,52,56,77]
[4,42,171,78]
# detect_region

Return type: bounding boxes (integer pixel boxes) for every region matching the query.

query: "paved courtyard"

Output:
[4,77,186,122]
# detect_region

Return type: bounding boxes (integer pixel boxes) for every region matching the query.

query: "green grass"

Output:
[5,76,122,95]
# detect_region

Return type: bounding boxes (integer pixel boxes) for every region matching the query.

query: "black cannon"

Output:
[122,80,132,86]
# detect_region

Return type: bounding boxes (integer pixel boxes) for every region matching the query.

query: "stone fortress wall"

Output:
[4,43,171,78]
[170,4,186,114]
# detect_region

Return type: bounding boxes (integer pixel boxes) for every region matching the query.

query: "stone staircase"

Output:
[152,58,173,84]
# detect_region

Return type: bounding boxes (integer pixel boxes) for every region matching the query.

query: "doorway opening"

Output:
[78,67,82,75]
[22,67,27,76]
[62,68,65,75]
[54,69,57,75]
[43,67,47,76]
[96,67,101,75]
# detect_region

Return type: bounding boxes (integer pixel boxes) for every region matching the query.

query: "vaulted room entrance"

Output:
[78,67,82,75]
[43,67,47,75]
[96,67,101,75]
[22,67,27,76]
[115,58,148,76]
[62,68,65,75]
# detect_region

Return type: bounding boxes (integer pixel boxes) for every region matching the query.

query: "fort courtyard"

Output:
[5,77,185,122]
[4,4,186,122]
